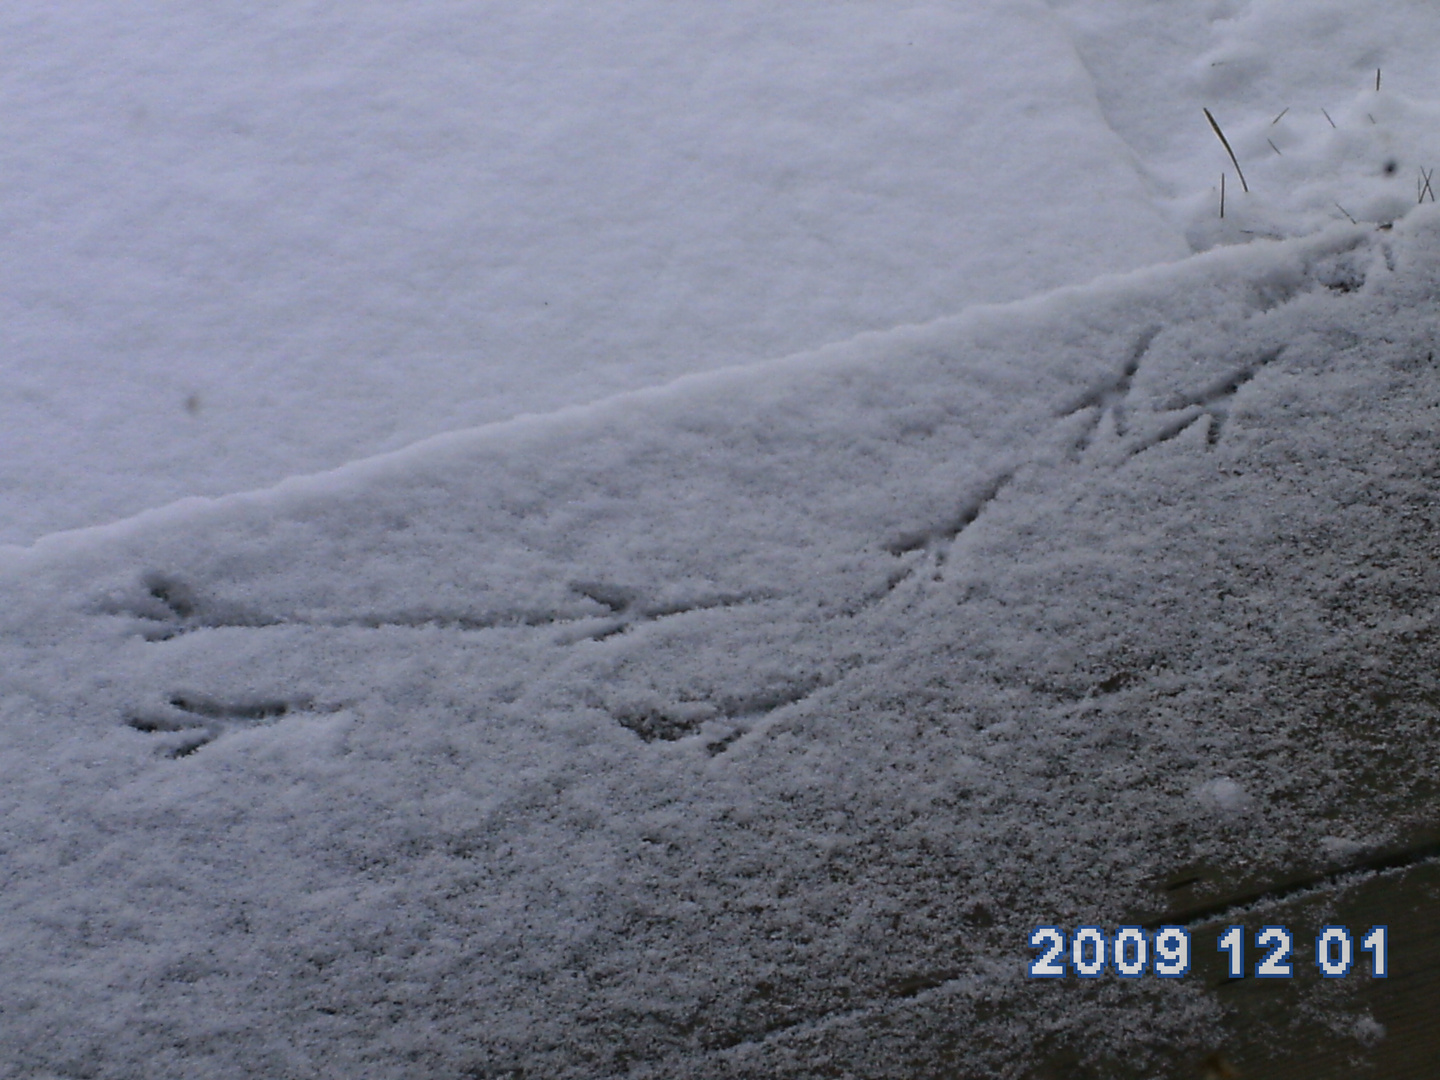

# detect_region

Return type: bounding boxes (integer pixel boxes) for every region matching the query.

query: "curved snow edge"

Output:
[6,213,1418,569]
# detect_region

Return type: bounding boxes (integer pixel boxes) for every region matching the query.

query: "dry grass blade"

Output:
[1204,108,1248,192]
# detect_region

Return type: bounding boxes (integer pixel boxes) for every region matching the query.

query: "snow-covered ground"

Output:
[4,3,1440,1077]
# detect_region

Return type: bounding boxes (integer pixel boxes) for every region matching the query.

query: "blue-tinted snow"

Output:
[0,0,1183,543]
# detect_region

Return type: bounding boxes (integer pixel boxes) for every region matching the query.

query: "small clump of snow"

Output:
[1317,834,1369,862]
[1193,776,1252,816]
[1353,1013,1388,1046]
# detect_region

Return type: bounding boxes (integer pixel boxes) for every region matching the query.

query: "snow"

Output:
[3,3,1440,1077]
[1193,777,1252,818]
[1050,0,1440,243]
[0,0,1184,544]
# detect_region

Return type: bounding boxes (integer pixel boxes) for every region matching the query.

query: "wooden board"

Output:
[1051,843,1440,1079]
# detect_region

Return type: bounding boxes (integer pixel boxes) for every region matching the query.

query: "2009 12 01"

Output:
[1027,925,1387,979]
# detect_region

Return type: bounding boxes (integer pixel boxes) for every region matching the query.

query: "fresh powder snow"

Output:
[3,2,1440,1078]
[0,0,1183,544]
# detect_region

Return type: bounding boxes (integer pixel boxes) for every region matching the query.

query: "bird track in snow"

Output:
[105,310,1313,757]
[125,694,330,757]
